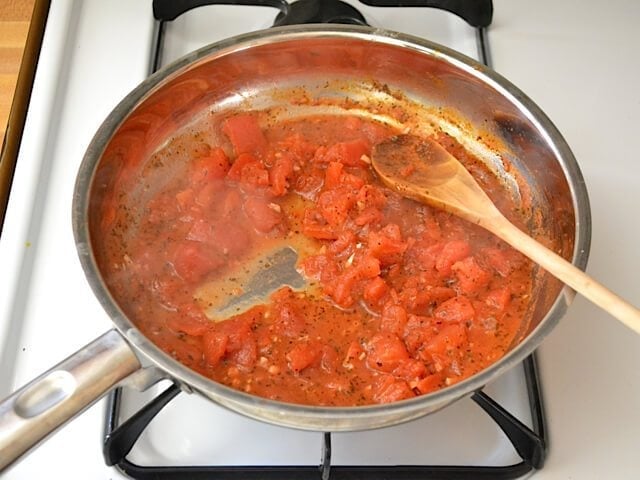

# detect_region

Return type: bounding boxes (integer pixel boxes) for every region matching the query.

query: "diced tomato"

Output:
[452,256,491,295]
[286,342,322,373]
[222,114,267,156]
[380,304,408,337]
[403,315,435,358]
[424,323,467,357]
[166,314,210,337]
[238,160,270,187]
[372,375,415,404]
[483,247,525,277]
[317,187,356,226]
[301,221,339,240]
[222,314,255,352]
[301,207,342,240]
[400,285,456,314]
[243,196,282,233]
[435,240,471,276]
[404,313,433,331]
[230,337,258,370]
[392,358,427,380]
[227,152,259,181]
[434,296,475,323]
[355,255,381,279]
[411,373,444,394]
[203,331,228,366]
[367,224,407,265]
[324,161,344,189]
[330,269,359,307]
[269,154,295,196]
[343,341,364,367]
[328,230,356,256]
[363,276,389,304]
[486,287,512,311]
[315,139,370,167]
[355,206,383,226]
[329,256,379,307]
[191,147,230,183]
[356,184,387,209]
[278,133,317,163]
[320,345,339,373]
[300,254,338,282]
[340,172,366,190]
[366,333,410,373]
[407,241,443,272]
[171,241,224,283]
[273,302,306,337]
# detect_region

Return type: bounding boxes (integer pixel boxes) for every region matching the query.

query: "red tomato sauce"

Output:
[107,113,533,406]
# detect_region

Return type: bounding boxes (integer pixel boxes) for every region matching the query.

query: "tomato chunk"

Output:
[435,240,471,276]
[486,287,512,312]
[452,256,491,295]
[411,373,444,394]
[203,331,228,367]
[434,296,475,323]
[171,241,224,283]
[380,304,408,337]
[273,301,306,337]
[315,139,370,167]
[317,187,356,226]
[424,323,467,357]
[366,333,410,373]
[373,375,415,404]
[324,161,344,189]
[166,313,209,337]
[269,154,295,196]
[243,196,283,233]
[367,224,407,265]
[287,342,322,373]
[191,147,230,183]
[363,276,389,304]
[222,114,267,156]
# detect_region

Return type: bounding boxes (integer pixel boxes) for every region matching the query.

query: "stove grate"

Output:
[103,354,546,479]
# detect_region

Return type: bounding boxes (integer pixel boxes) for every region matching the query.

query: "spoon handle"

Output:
[482,214,640,333]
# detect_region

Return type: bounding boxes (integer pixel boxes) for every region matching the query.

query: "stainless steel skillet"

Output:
[0,25,590,471]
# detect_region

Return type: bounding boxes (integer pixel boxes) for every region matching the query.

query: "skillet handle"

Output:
[0,329,141,472]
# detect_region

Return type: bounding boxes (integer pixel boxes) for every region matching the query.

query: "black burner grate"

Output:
[104,355,546,479]
[103,2,547,477]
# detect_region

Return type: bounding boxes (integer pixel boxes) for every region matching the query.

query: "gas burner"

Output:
[274,0,368,25]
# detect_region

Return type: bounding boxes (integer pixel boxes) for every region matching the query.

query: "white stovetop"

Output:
[1,0,639,478]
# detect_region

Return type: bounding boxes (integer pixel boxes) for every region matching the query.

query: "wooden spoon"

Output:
[371,134,640,333]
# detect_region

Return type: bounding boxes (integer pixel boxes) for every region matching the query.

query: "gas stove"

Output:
[1,1,639,479]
